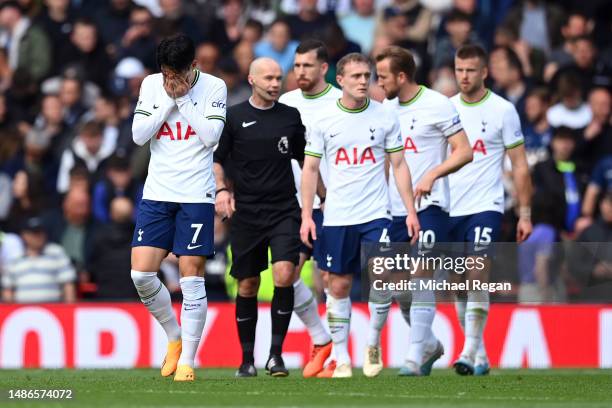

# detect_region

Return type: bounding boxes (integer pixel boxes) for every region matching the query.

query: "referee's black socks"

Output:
[270,286,294,356]
[236,294,258,364]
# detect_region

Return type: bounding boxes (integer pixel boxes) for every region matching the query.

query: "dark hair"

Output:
[296,39,329,62]
[375,46,416,81]
[157,34,196,72]
[0,1,22,13]
[107,154,130,171]
[456,44,488,64]
[527,87,550,104]
[557,72,582,99]
[446,9,472,24]
[79,120,104,137]
[74,16,97,29]
[553,126,577,140]
[494,46,524,78]
[337,53,370,76]
[572,34,595,46]
[245,18,264,34]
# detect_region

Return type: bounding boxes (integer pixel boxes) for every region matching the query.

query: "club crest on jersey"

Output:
[369,127,376,141]
[157,122,196,140]
[278,136,289,154]
[335,146,376,165]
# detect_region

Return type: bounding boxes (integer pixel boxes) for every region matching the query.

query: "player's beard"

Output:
[297,76,316,93]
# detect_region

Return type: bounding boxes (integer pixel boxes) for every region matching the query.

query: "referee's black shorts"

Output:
[229,199,301,280]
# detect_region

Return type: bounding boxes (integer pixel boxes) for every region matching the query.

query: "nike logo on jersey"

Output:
[187,243,203,250]
[236,317,252,322]
[277,310,292,315]
[194,102,198,106]
[330,132,340,138]
[153,105,159,109]
[242,121,256,128]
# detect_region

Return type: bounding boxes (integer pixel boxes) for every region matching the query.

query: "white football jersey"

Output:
[306,98,403,226]
[134,70,227,203]
[280,83,343,208]
[449,89,524,216]
[384,86,462,216]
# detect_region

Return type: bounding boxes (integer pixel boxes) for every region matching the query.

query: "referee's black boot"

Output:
[235,362,257,377]
[265,355,289,377]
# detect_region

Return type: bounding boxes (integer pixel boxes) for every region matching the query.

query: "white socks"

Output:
[406,279,436,365]
[461,290,489,362]
[327,294,351,366]
[367,287,392,347]
[293,279,331,345]
[178,276,208,367]
[131,270,181,342]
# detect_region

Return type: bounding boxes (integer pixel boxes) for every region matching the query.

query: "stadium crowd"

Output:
[0,0,610,304]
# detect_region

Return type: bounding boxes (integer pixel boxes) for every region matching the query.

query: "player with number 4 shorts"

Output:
[300,53,420,378]
[363,46,473,378]
[449,44,533,376]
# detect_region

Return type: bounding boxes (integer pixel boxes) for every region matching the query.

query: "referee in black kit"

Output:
[213,58,306,377]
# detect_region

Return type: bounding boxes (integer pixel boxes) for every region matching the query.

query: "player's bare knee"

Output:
[179,256,206,277]
[238,277,260,297]
[329,275,351,298]
[131,247,167,272]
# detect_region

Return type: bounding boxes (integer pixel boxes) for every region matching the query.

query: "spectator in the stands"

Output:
[579,88,612,163]
[433,9,480,69]
[217,57,251,107]
[489,46,530,121]
[522,88,552,166]
[155,0,203,44]
[204,0,244,55]
[2,216,76,303]
[45,187,95,277]
[116,5,158,71]
[57,17,112,89]
[87,196,138,300]
[254,19,298,74]
[32,94,71,161]
[570,191,612,302]
[576,155,612,234]
[59,76,90,129]
[339,0,376,55]
[195,42,220,75]
[56,120,115,194]
[285,0,335,41]
[533,127,587,237]
[0,1,51,82]
[92,154,142,223]
[34,0,76,76]
[94,0,132,48]
[546,73,592,130]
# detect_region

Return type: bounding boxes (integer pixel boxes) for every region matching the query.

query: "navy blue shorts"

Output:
[300,209,325,266]
[448,211,503,255]
[132,199,215,257]
[390,206,450,254]
[322,218,391,275]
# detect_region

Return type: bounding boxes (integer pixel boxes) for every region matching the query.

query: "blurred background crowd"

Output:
[0,0,610,304]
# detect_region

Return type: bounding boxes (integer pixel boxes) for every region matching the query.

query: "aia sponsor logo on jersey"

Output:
[156,122,196,140]
[403,136,418,153]
[335,147,376,165]
[472,139,487,155]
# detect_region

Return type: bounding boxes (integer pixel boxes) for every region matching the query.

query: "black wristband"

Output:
[216,187,229,195]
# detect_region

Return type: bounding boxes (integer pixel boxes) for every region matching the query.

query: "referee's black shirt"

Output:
[213,100,306,204]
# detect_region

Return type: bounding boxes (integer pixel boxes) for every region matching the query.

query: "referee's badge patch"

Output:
[278,136,289,154]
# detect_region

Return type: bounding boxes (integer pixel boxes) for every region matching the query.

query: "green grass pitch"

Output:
[1,368,611,408]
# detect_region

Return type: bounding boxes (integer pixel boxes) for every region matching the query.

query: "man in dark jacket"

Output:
[88,197,138,300]
[532,127,588,236]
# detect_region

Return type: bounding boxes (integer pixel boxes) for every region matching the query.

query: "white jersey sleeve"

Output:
[501,104,524,149]
[175,79,227,147]
[435,101,463,138]
[384,110,404,153]
[132,75,175,146]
